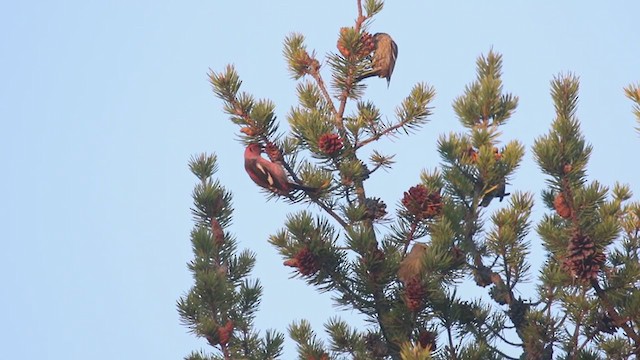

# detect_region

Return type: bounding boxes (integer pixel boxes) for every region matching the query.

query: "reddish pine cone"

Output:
[404,277,427,312]
[306,354,329,360]
[265,142,284,162]
[211,218,225,247]
[402,185,444,220]
[563,233,605,282]
[554,193,572,219]
[318,133,343,156]
[418,330,437,350]
[357,31,376,58]
[284,247,321,276]
[217,320,234,346]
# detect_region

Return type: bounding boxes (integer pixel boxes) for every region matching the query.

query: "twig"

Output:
[567,290,585,360]
[591,279,640,343]
[356,119,414,149]
[402,221,418,256]
[446,322,458,360]
[310,71,339,119]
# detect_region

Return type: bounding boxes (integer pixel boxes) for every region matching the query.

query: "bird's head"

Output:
[245,143,264,156]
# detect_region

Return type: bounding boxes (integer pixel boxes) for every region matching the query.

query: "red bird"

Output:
[244,143,313,195]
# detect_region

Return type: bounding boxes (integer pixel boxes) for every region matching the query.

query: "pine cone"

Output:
[490,283,510,305]
[364,197,387,221]
[318,133,343,156]
[418,330,437,350]
[217,320,234,346]
[402,185,429,215]
[364,332,388,358]
[286,247,321,276]
[357,31,376,58]
[563,233,605,282]
[402,185,443,220]
[404,277,427,312]
[554,193,572,219]
[306,354,329,360]
[265,142,284,162]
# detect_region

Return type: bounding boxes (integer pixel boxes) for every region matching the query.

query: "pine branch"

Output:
[591,279,640,343]
[624,83,640,134]
[356,83,435,149]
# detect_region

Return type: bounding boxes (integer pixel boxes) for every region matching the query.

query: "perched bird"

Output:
[357,32,398,86]
[480,178,510,207]
[397,243,428,284]
[244,143,314,195]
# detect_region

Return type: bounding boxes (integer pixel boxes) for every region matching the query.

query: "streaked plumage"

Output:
[357,32,398,86]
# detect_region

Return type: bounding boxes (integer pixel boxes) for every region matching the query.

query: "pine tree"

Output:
[532,75,640,359]
[179,1,640,359]
[177,154,284,359]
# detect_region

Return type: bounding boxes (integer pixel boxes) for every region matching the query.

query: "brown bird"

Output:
[357,32,398,87]
[397,243,428,284]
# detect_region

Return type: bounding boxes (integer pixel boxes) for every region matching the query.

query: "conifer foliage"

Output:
[177,154,284,359]
[179,1,640,359]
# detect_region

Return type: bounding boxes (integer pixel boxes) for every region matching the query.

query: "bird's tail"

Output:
[355,71,377,82]
[290,182,319,193]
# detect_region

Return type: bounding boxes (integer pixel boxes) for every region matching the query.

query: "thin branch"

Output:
[327,268,375,311]
[445,322,458,360]
[484,323,523,347]
[356,0,364,28]
[488,346,520,360]
[315,198,350,229]
[567,290,586,360]
[356,119,416,149]
[310,70,339,119]
[591,279,640,343]
[576,330,598,354]
[368,161,385,175]
[402,221,418,256]
[280,156,351,230]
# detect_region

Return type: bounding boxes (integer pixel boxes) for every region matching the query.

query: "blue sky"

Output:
[1,1,639,358]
